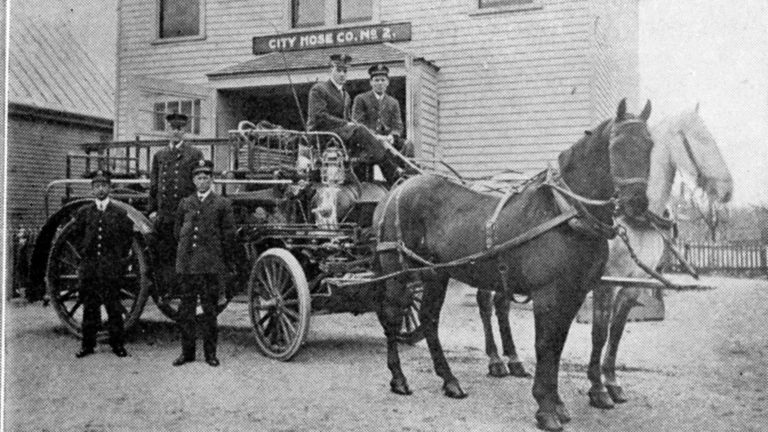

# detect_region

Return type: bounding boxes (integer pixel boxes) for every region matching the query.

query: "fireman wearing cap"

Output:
[148,112,203,299]
[172,160,236,367]
[71,170,134,358]
[352,63,414,162]
[307,54,403,185]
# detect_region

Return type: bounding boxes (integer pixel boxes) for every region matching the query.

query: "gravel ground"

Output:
[4,275,767,431]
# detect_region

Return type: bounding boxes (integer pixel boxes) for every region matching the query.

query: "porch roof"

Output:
[208,44,437,79]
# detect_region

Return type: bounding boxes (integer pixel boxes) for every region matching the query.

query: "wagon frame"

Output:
[29,124,423,361]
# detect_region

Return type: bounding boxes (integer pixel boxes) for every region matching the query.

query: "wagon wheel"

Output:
[397,281,424,345]
[249,248,311,361]
[45,220,151,338]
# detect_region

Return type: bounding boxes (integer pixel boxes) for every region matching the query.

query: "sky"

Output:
[639,0,768,205]
[8,0,768,204]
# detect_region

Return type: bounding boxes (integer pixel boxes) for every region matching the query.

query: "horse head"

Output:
[560,99,655,220]
[648,104,733,212]
[607,99,655,218]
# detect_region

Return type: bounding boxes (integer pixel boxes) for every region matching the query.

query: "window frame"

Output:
[154,0,207,44]
[470,0,542,16]
[337,0,374,25]
[289,0,380,29]
[146,99,204,136]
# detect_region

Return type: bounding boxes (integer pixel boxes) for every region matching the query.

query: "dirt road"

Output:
[5,276,767,431]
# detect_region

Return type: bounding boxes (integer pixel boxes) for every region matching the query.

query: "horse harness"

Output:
[374,168,621,299]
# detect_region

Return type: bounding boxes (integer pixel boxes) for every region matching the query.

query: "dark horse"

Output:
[372,99,653,431]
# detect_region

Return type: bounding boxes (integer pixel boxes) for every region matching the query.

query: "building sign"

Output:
[252,22,412,55]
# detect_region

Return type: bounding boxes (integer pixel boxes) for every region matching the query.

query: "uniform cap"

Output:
[90,169,112,184]
[329,54,352,67]
[165,112,189,129]
[368,64,389,78]
[192,159,214,176]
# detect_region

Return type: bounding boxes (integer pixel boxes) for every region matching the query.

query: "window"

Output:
[338,0,372,24]
[151,99,202,135]
[291,0,374,28]
[292,0,325,28]
[479,0,533,8]
[159,0,200,39]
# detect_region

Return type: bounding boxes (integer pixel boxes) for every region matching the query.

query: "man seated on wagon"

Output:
[307,54,405,186]
[352,63,415,159]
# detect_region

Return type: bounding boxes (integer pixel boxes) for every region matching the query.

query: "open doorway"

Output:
[216,77,406,136]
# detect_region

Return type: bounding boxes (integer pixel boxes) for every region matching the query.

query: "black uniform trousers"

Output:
[155,217,179,297]
[346,126,401,184]
[177,274,219,359]
[80,277,125,350]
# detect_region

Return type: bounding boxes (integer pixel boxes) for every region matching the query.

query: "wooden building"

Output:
[116,0,639,176]
[8,18,114,232]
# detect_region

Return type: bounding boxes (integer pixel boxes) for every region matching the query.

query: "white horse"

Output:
[474,104,734,408]
[587,103,733,408]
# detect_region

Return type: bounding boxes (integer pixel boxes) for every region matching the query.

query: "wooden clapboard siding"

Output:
[7,109,112,231]
[378,0,594,173]
[589,0,640,122]
[117,0,639,175]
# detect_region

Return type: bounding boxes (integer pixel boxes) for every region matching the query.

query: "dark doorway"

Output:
[216,77,406,136]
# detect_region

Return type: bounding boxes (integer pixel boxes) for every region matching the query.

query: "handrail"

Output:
[45,178,295,216]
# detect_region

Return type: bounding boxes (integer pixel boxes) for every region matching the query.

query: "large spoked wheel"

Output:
[45,220,151,338]
[397,281,424,345]
[249,248,311,361]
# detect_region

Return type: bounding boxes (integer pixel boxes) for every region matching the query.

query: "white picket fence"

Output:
[674,241,768,272]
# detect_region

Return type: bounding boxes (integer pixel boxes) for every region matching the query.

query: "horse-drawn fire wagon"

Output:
[23,122,423,361]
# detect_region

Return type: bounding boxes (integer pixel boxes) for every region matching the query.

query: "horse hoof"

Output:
[488,362,509,377]
[535,411,563,432]
[588,389,615,409]
[390,379,412,396]
[443,381,467,399]
[555,403,571,424]
[508,361,532,378]
[606,384,627,403]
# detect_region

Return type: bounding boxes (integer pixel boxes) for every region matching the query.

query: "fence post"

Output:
[761,244,767,274]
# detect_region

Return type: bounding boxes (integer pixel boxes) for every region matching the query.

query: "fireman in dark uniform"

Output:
[352,64,414,179]
[72,170,134,358]
[307,54,404,185]
[148,113,203,298]
[172,160,236,367]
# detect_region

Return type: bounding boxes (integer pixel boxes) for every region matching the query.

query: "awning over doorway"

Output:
[208,44,437,79]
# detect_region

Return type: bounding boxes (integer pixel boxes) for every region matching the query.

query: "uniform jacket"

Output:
[72,201,134,280]
[352,90,404,137]
[307,80,356,140]
[174,192,236,275]
[148,143,204,219]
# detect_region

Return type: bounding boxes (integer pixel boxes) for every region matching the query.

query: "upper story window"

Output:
[292,0,326,27]
[292,0,374,28]
[478,0,533,8]
[159,0,201,39]
[338,0,372,24]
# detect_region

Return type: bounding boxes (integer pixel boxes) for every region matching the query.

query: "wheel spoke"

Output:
[262,263,277,296]
[64,240,81,260]
[282,307,300,322]
[257,311,272,326]
[120,289,137,299]
[278,313,296,341]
